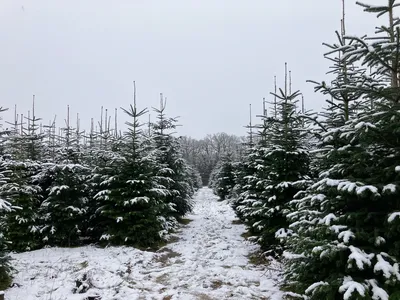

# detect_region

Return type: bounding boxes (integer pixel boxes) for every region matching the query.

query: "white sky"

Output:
[0,0,389,138]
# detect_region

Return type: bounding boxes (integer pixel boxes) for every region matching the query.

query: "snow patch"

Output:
[388,212,400,223]
[6,188,283,300]
[348,246,373,270]
[382,184,396,194]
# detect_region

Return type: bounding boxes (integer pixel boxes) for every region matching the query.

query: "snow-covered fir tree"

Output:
[94,101,171,247]
[209,153,236,200]
[0,166,13,290]
[229,145,261,221]
[0,108,14,290]
[214,76,312,257]
[2,104,46,251]
[187,165,203,191]
[40,163,90,247]
[151,96,194,219]
[284,2,400,299]
[227,114,269,236]
[40,108,90,247]
[84,122,124,243]
[1,159,43,251]
[250,87,311,256]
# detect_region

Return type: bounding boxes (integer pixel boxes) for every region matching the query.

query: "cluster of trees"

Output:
[211,1,400,299]
[180,133,244,184]
[0,93,202,289]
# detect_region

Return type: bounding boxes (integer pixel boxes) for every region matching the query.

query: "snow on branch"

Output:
[339,276,366,300]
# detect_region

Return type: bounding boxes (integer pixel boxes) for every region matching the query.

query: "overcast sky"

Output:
[0,0,387,138]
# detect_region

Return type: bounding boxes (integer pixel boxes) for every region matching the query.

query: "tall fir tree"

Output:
[151,96,193,219]
[3,100,46,251]
[230,144,262,222]
[40,163,90,247]
[0,107,14,290]
[94,90,170,247]
[252,85,311,256]
[0,163,13,290]
[40,107,90,247]
[284,2,400,299]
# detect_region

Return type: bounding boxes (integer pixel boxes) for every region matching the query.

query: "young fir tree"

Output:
[284,2,400,299]
[84,116,124,243]
[227,105,259,221]
[40,164,90,247]
[0,108,13,290]
[208,163,219,190]
[94,97,170,247]
[40,107,90,247]
[0,169,13,290]
[248,84,311,257]
[0,107,15,291]
[233,102,276,230]
[85,148,120,242]
[151,96,193,219]
[2,159,43,251]
[187,165,203,191]
[3,100,46,251]
[181,163,200,196]
[82,107,122,242]
[230,145,261,222]
[210,153,236,200]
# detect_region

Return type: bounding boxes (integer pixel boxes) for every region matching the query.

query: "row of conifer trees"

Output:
[211,1,400,299]
[0,94,202,289]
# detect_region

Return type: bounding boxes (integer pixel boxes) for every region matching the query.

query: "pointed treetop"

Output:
[133,81,137,109]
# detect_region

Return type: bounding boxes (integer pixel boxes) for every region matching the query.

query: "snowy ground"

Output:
[5,188,283,300]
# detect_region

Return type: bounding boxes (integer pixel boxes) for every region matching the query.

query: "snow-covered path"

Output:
[6,188,283,300]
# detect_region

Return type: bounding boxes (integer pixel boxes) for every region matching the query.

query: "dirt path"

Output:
[6,188,283,300]
[149,187,283,299]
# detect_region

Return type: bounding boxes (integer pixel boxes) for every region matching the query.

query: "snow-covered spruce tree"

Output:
[151,97,193,218]
[181,163,201,196]
[2,104,46,251]
[94,103,169,247]
[0,171,13,290]
[284,2,400,299]
[1,159,43,251]
[227,159,244,201]
[232,105,276,229]
[229,146,260,221]
[210,153,236,200]
[245,86,311,257]
[187,165,203,191]
[0,108,13,290]
[85,146,122,243]
[208,163,219,190]
[84,120,125,243]
[40,108,91,247]
[40,163,90,247]
[230,120,262,224]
